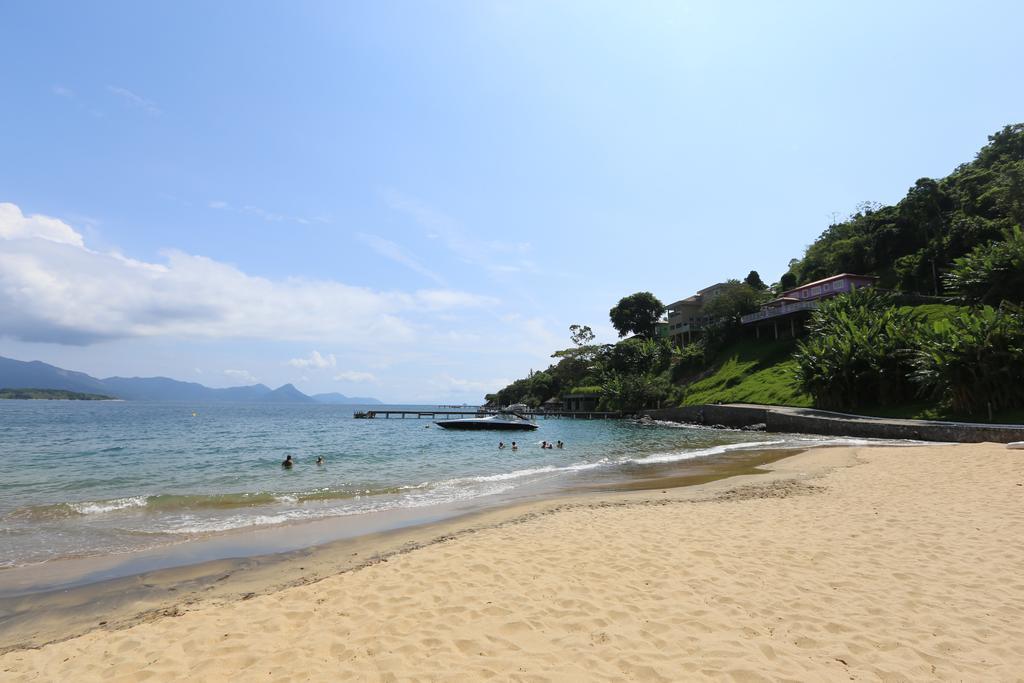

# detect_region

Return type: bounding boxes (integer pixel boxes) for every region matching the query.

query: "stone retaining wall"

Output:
[643,404,1024,444]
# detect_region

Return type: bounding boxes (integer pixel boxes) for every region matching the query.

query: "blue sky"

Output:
[1,1,1022,402]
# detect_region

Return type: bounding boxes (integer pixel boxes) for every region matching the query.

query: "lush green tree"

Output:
[779,272,797,291]
[604,337,673,375]
[912,306,1024,418]
[609,292,665,338]
[943,226,1024,305]
[669,339,708,382]
[569,324,595,346]
[793,290,922,409]
[599,372,669,413]
[744,270,767,290]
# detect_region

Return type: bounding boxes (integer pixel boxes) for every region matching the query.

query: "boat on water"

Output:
[435,404,538,431]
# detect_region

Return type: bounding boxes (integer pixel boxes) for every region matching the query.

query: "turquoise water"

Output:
[0,401,850,568]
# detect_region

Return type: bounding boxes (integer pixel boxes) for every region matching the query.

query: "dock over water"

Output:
[354,410,622,420]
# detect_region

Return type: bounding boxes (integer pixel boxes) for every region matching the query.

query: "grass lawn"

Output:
[678,338,812,408]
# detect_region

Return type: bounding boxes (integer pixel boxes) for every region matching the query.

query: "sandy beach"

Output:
[3,442,1023,681]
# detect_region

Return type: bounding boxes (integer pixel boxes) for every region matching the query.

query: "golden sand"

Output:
[2,443,1023,681]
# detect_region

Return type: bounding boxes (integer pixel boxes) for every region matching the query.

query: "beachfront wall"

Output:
[643,404,1024,444]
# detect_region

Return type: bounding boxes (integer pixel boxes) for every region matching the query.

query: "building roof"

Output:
[667,295,702,308]
[667,283,729,310]
[783,273,877,296]
[696,282,730,295]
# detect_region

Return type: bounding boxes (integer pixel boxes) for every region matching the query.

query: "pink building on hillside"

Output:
[741,273,877,337]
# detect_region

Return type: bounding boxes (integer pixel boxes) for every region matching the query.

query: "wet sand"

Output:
[2,443,1023,680]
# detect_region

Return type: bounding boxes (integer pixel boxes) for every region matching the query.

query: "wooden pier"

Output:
[354,410,622,420]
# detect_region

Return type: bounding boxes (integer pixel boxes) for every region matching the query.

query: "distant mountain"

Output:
[0,357,111,395]
[0,356,381,404]
[311,392,383,405]
[101,376,274,402]
[263,383,316,403]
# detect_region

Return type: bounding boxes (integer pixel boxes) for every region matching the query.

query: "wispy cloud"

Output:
[334,370,376,383]
[356,233,445,285]
[381,189,534,276]
[51,84,103,117]
[287,350,336,369]
[208,199,328,225]
[106,85,161,115]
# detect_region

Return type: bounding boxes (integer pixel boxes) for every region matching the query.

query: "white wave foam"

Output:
[69,496,148,515]
[631,439,784,465]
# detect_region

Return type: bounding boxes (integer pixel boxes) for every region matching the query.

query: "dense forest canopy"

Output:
[785,123,1024,294]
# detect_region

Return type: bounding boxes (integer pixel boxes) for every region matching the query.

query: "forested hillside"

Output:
[488,124,1024,422]
[784,123,1024,293]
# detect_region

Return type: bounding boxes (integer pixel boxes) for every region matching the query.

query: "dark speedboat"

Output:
[435,412,538,431]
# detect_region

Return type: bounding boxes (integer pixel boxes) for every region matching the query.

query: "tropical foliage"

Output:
[912,306,1024,418]
[943,226,1024,305]
[783,124,1024,294]
[793,290,921,410]
[793,290,1024,417]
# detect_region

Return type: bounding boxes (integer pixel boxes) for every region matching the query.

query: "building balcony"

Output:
[740,300,820,324]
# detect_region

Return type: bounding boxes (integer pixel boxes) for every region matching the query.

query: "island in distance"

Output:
[0,356,381,404]
[0,388,117,400]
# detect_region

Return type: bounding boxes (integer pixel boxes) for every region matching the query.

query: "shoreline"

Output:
[5,441,1022,680]
[0,446,812,654]
[0,444,805,599]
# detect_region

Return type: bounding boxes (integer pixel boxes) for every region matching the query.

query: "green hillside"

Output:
[677,339,810,408]
[0,388,116,400]
[671,305,1023,424]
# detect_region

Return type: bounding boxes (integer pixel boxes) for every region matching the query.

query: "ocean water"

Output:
[0,401,865,569]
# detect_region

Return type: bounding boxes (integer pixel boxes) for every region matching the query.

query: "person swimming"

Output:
[511,441,518,451]
[556,440,564,449]
[281,454,294,468]
[498,441,505,450]
[316,455,324,465]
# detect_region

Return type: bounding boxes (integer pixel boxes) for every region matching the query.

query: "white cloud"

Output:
[0,202,501,346]
[224,369,258,384]
[0,203,84,246]
[334,370,376,383]
[381,189,533,273]
[207,199,326,225]
[357,233,445,285]
[287,350,337,369]
[51,85,74,98]
[106,85,161,115]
